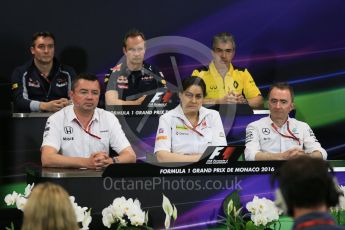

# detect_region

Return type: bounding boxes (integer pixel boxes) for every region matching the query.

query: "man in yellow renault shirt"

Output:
[191,32,263,109]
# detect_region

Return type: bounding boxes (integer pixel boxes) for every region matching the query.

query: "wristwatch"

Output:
[112,156,119,164]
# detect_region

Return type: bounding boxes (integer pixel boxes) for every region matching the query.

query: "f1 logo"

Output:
[149,92,164,103]
[209,147,225,159]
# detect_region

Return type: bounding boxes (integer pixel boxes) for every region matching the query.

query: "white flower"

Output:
[4,192,19,206]
[162,194,173,217]
[119,218,127,226]
[162,194,173,229]
[172,204,178,221]
[15,196,27,211]
[123,198,135,215]
[233,206,243,219]
[162,194,178,229]
[333,185,345,211]
[24,183,34,197]
[102,196,147,228]
[164,213,171,230]
[69,196,76,203]
[246,196,280,227]
[252,213,268,226]
[128,208,145,226]
[81,209,92,230]
[145,211,149,224]
[125,199,146,226]
[69,196,92,229]
[111,197,127,219]
[102,195,176,229]
[102,207,115,228]
[227,199,234,216]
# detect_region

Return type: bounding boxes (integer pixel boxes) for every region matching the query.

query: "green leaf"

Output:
[246,221,258,230]
[5,222,14,230]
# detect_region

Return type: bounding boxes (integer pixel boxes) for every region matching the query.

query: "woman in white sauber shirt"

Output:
[154,76,227,162]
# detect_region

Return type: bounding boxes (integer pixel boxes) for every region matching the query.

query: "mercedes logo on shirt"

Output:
[262,128,270,135]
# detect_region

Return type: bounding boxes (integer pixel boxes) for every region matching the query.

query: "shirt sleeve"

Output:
[211,111,227,146]
[302,123,327,159]
[105,71,118,92]
[64,66,76,94]
[244,122,262,161]
[11,67,36,112]
[154,114,172,153]
[191,69,201,77]
[242,68,262,100]
[109,114,131,154]
[41,115,62,152]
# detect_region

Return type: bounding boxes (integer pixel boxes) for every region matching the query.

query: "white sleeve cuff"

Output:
[30,100,41,112]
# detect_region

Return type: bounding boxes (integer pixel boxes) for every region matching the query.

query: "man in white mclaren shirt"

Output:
[244,82,327,161]
[41,74,136,169]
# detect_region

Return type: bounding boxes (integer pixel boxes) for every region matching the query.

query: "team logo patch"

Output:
[210,85,217,90]
[308,128,318,141]
[176,125,188,130]
[233,81,239,89]
[245,130,254,143]
[156,135,167,140]
[117,75,128,89]
[176,131,188,136]
[12,83,18,90]
[118,84,128,89]
[117,75,128,84]
[64,126,73,134]
[141,76,154,81]
[28,79,40,88]
[262,128,270,135]
[308,129,315,137]
[56,78,68,87]
[159,128,164,133]
[291,127,299,135]
[111,64,122,72]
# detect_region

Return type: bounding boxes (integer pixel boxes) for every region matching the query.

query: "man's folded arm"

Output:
[41,145,96,169]
[116,146,136,163]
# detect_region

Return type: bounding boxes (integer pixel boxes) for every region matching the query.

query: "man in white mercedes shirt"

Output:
[244,82,327,161]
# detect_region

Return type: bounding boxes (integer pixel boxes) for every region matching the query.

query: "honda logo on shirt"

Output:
[64,126,73,134]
